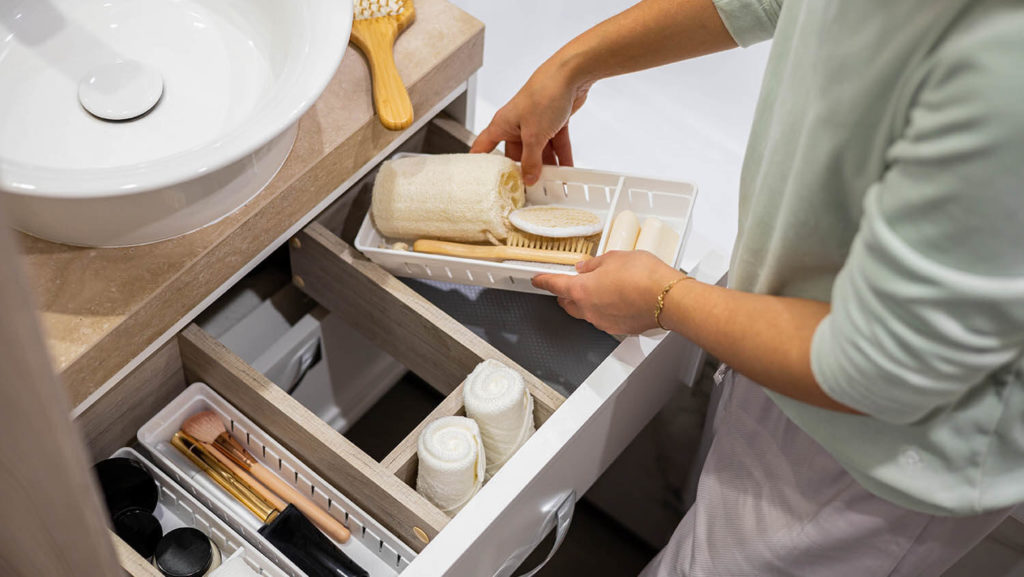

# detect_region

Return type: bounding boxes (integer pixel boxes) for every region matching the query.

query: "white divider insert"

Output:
[111,448,286,577]
[355,154,697,294]
[137,382,415,576]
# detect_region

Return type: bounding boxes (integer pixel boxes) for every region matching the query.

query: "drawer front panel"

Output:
[403,332,704,576]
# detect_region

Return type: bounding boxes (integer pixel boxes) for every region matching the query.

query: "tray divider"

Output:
[382,372,562,495]
[381,383,466,489]
[594,175,626,256]
[177,324,448,551]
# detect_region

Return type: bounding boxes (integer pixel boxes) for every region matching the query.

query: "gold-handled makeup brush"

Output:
[182,411,352,544]
[171,431,281,523]
[206,441,288,513]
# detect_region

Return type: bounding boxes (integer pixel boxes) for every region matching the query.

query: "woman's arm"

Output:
[552,0,737,88]
[532,251,860,414]
[471,0,738,185]
[657,268,858,414]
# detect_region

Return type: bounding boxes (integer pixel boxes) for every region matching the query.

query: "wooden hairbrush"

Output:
[351,0,415,130]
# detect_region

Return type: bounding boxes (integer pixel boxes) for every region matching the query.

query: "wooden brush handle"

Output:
[353,20,413,131]
[413,239,592,265]
[248,461,352,543]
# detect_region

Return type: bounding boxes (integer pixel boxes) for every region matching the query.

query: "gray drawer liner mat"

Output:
[404,279,620,397]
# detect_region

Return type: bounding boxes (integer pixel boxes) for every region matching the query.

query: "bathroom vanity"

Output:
[13,1,711,575]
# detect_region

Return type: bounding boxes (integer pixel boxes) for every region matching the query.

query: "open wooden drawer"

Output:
[75,117,712,577]
[283,118,712,576]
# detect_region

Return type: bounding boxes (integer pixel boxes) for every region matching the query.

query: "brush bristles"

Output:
[506,231,596,255]
[181,410,228,444]
[355,0,404,19]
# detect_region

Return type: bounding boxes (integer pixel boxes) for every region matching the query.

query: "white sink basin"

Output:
[0,0,352,246]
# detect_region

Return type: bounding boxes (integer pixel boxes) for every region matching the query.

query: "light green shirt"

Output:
[714,0,1024,515]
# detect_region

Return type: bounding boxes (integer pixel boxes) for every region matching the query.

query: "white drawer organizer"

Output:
[356,156,698,294]
[111,448,287,577]
[138,382,417,577]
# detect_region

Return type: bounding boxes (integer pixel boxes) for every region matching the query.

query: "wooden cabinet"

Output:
[60,117,711,577]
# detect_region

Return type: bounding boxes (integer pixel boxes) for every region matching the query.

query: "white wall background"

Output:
[449,0,771,260]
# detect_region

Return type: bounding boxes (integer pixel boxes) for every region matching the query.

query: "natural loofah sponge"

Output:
[371,154,526,242]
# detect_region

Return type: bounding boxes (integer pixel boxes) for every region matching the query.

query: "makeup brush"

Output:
[182,411,351,543]
[206,441,288,513]
[171,431,281,524]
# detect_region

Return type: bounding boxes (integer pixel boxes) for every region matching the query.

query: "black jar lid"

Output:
[113,508,163,559]
[93,457,159,519]
[154,527,214,577]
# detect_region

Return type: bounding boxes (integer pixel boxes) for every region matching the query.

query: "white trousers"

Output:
[640,370,1012,577]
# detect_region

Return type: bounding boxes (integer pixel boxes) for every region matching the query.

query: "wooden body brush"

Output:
[413,238,594,265]
[183,411,351,543]
[351,0,415,130]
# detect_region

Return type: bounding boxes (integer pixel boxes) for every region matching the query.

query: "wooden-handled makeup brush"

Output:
[351,0,415,130]
[182,411,351,543]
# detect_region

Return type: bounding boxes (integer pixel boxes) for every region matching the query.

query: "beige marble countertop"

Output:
[17,0,484,407]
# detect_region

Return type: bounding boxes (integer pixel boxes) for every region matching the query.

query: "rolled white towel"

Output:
[464,359,536,479]
[416,416,485,515]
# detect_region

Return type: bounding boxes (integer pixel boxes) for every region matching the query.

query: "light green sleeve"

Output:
[810,14,1024,424]
[712,0,783,47]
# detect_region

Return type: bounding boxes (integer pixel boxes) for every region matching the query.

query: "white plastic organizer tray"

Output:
[111,448,286,577]
[356,155,697,295]
[138,382,416,577]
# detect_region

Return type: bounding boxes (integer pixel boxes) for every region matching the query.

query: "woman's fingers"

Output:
[532,273,574,296]
[520,131,548,185]
[470,124,504,155]
[542,142,558,166]
[557,297,584,319]
[504,140,524,162]
[551,125,574,167]
[575,252,609,273]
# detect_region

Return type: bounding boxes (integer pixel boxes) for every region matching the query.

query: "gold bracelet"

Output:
[654,275,689,330]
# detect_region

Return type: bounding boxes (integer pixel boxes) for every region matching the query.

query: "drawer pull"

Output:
[491,490,576,577]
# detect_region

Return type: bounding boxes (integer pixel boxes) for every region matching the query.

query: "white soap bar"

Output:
[603,210,641,253]
[635,217,680,265]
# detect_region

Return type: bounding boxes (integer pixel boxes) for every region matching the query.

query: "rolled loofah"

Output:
[463,359,535,479]
[415,416,485,515]
[371,154,525,242]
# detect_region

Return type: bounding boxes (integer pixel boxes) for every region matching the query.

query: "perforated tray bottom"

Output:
[404,279,619,397]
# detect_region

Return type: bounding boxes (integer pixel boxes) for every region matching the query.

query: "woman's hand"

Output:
[532,250,685,335]
[470,56,591,185]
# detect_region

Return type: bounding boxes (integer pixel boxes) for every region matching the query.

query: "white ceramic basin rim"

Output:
[0,0,352,198]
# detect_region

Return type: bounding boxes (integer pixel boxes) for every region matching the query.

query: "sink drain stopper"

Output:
[79,60,164,121]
